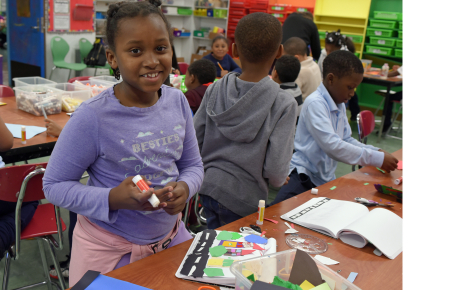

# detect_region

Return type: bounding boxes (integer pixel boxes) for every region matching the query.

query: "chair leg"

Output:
[94,68,98,76]
[373,98,385,119]
[37,239,53,290]
[2,249,12,290]
[352,165,356,172]
[386,105,402,136]
[194,193,207,225]
[49,66,56,80]
[67,70,73,82]
[42,238,66,290]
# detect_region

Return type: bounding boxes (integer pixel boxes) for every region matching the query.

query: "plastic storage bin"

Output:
[90,76,122,84]
[163,7,178,14]
[229,8,247,16]
[213,9,227,18]
[268,5,287,12]
[374,11,402,21]
[395,49,402,58]
[228,21,238,31]
[13,77,57,87]
[271,13,286,20]
[369,19,397,29]
[346,34,363,43]
[399,22,402,30]
[249,8,267,13]
[230,249,361,290]
[399,31,403,38]
[177,8,192,15]
[72,80,112,98]
[245,0,268,9]
[366,45,393,56]
[13,85,63,116]
[193,30,204,37]
[230,0,246,8]
[180,32,191,37]
[207,9,214,17]
[194,9,207,16]
[369,37,396,47]
[366,28,396,38]
[396,39,402,48]
[173,30,182,37]
[44,83,92,112]
[319,31,326,39]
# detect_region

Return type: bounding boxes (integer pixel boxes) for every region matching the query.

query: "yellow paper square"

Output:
[223,241,237,247]
[207,258,224,267]
[300,280,315,290]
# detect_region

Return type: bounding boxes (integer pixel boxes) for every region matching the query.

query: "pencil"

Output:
[217,62,224,71]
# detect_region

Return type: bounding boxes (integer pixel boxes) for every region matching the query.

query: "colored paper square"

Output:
[231,249,236,252]
[207,258,224,267]
[203,268,225,277]
[300,280,315,290]
[222,259,234,267]
[223,241,237,247]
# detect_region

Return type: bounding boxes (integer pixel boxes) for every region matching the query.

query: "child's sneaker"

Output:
[49,266,69,280]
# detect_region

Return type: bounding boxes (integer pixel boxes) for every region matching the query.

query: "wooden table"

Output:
[0,97,69,164]
[362,75,402,142]
[99,150,403,290]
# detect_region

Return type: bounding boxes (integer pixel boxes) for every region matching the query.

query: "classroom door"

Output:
[7,0,45,85]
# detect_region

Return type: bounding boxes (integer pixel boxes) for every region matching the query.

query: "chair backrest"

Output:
[356,110,375,142]
[178,62,189,75]
[79,38,93,60]
[0,163,47,202]
[51,36,70,63]
[68,76,92,83]
[0,85,15,97]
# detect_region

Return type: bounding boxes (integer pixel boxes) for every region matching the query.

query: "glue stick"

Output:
[394,176,403,185]
[21,126,26,144]
[256,200,265,225]
[132,175,160,207]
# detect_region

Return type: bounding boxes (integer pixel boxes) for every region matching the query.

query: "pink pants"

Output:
[69,214,193,287]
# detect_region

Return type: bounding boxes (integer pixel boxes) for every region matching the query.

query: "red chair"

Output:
[352,110,375,172]
[0,85,14,97]
[178,62,189,75]
[0,163,67,290]
[68,76,92,83]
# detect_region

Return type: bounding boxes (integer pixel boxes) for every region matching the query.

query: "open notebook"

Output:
[175,230,277,287]
[281,197,402,259]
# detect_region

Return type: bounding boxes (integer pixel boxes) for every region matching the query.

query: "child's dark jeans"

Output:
[200,195,243,230]
[269,169,316,206]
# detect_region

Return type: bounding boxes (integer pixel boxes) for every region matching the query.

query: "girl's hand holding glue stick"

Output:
[162,181,190,215]
[109,175,173,211]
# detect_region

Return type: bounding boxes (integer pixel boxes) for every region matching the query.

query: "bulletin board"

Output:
[47,0,94,32]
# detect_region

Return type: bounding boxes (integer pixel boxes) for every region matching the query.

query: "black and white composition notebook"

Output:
[281,197,402,259]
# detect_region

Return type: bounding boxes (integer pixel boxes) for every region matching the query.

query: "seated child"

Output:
[194,13,297,229]
[271,55,302,118]
[43,1,204,286]
[283,36,322,100]
[184,59,217,114]
[381,65,403,133]
[271,50,398,206]
[203,35,242,78]
[44,118,63,137]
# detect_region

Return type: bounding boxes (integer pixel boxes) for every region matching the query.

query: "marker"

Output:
[21,126,26,144]
[256,200,265,225]
[217,62,224,71]
[132,175,160,207]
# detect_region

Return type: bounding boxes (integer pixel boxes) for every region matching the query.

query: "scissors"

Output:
[198,286,216,290]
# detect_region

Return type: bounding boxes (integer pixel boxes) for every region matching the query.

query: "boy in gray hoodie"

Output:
[193,13,298,229]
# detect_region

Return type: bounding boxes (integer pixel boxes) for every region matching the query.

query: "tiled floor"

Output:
[0,52,402,288]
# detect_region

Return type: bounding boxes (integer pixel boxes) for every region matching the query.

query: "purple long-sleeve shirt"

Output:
[43,85,204,245]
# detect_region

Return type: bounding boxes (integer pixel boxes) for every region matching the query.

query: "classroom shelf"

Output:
[314,21,366,29]
[193,36,212,40]
[164,13,192,17]
[194,15,227,19]
[195,6,228,9]
[162,4,193,7]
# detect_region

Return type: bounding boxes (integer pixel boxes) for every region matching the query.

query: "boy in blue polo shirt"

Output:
[271,50,398,205]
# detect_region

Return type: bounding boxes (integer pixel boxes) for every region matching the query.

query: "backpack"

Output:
[84,42,107,66]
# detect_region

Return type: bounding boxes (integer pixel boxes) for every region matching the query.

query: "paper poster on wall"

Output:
[54,15,70,30]
[54,2,69,13]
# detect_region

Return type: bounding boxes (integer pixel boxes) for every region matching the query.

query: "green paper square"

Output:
[272,276,302,290]
[216,231,233,240]
[231,232,242,240]
[247,274,255,282]
[330,186,337,190]
[223,259,234,267]
[203,268,225,277]
[209,245,227,257]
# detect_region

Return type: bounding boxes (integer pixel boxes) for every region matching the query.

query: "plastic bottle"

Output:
[380,63,389,79]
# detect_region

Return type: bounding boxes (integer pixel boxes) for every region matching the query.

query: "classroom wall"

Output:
[45,32,109,83]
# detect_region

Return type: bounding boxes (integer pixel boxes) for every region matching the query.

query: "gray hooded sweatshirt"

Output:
[193,73,297,217]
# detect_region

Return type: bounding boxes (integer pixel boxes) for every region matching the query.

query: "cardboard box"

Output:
[177,57,185,63]
[191,54,203,64]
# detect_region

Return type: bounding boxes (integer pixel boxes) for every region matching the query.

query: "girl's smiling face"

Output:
[107,14,172,97]
[212,39,228,60]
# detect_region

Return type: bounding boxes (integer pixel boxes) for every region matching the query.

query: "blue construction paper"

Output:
[347,272,358,283]
[6,123,46,139]
[244,234,268,245]
[86,275,151,290]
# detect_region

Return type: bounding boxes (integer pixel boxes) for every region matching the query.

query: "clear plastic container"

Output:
[44,83,92,112]
[13,77,57,87]
[13,85,63,116]
[230,249,361,290]
[360,59,372,73]
[89,75,122,85]
[72,80,112,98]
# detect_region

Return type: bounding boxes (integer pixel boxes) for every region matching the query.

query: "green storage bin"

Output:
[369,37,396,47]
[346,34,363,43]
[213,9,227,18]
[369,19,397,29]
[193,30,204,37]
[394,49,402,58]
[374,11,402,21]
[399,22,402,30]
[319,31,326,39]
[399,31,403,39]
[178,8,193,15]
[366,28,396,38]
[396,39,402,48]
[366,45,393,56]
[354,52,360,58]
